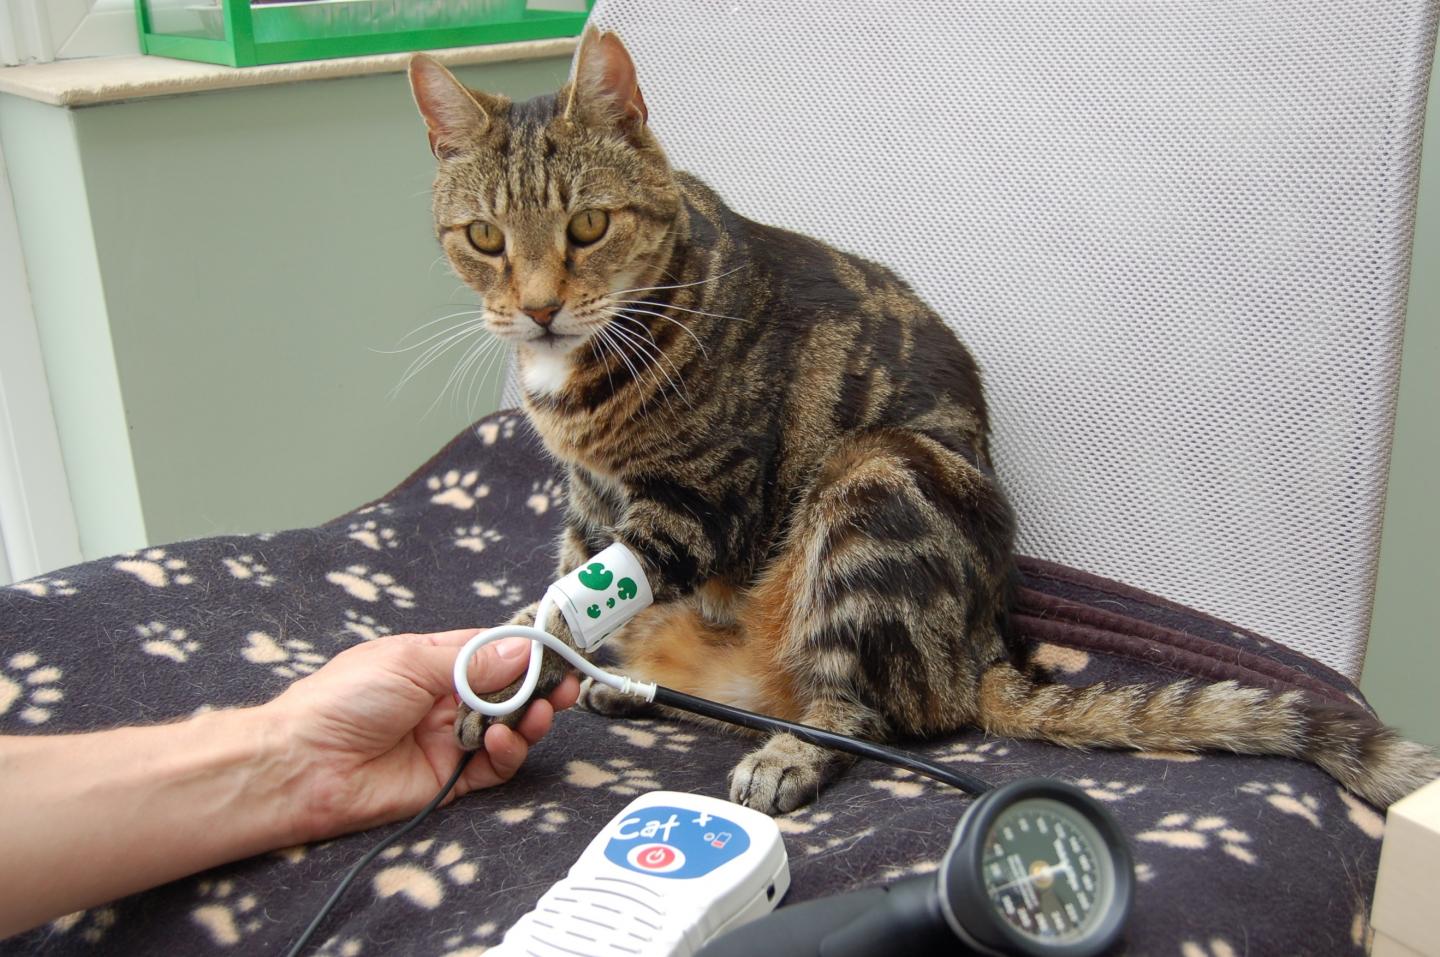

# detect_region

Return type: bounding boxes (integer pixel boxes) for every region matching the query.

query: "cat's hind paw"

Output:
[576,676,660,718]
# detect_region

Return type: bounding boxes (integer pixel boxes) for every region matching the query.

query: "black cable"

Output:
[653,686,994,796]
[283,751,475,957]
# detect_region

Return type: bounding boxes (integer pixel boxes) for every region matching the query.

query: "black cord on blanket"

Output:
[283,752,474,957]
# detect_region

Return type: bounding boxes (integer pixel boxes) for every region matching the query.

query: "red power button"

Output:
[627,843,686,873]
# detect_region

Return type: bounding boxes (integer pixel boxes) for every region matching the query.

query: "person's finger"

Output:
[392,631,534,698]
[514,698,556,746]
[480,723,530,782]
[547,673,582,712]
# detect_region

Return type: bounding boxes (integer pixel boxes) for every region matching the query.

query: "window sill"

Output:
[0,37,575,107]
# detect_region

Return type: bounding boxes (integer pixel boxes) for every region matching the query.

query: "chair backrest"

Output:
[521,0,1439,678]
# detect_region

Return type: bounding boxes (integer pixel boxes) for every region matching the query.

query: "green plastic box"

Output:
[136,0,592,68]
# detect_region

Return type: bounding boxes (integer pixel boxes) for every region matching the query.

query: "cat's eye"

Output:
[567,209,609,246]
[467,221,505,255]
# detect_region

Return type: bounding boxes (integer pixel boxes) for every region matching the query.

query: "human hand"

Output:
[262,629,580,842]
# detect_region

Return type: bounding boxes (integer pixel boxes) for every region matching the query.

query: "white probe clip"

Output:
[453,543,656,717]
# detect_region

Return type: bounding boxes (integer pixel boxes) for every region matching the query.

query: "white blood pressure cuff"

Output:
[545,542,654,652]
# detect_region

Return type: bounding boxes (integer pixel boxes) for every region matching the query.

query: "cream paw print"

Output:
[1133,862,1155,883]
[440,921,501,957]
[115,548,194,587]
[355,500,395,517]
[9,575,77,598]
[223,554,275,587]
[526,477,565,515]
[800,824,878,859]
[312,937,364,957]
[49,906,117,944]
[870,767,932,799]
[1074,777,1145,803]
[372,839,477,910]
[476,413,520,445]
[1181,938,1240,957]
[191,879,261,946]
[495,801,573,834]
[473,577,525,606]
[342,610,392,642]
[427,469,489,510]
[935,739,1011,763]
[1029,642,1091,675]
[1239,780,1322,827]
[1336,787,1385,839]
[775,806,836,835]
[564,758,660,795]
[347,520,398,551]
[1136,813,1255,864]
[136,621,201,663]
[242,632,327,679]
[0,651,63,724]
[326,565,416,609]
[608,720,700,753]
[452,524,502,553]
[877,859,940,882]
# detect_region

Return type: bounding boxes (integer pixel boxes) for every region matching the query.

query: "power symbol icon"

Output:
[627,843,685,873]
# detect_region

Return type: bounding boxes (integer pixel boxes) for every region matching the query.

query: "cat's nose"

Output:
[521,301,562,328]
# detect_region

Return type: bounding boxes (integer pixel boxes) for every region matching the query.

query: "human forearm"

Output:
[0,707,303,938]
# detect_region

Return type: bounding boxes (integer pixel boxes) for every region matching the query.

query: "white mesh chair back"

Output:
[513,1,1440,678]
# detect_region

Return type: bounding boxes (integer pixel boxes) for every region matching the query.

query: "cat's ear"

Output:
[565,27,649,134]
[408,54,503,160]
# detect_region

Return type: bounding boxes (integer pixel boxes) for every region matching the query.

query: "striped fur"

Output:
[411,32,1438,813]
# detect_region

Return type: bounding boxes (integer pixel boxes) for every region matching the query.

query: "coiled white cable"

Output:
[453,592,657,716]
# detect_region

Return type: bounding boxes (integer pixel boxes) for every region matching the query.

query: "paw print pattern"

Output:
[9,576,77,598]
[876,859,940,882]
[191,879,261,946]
[476,413,520,445]
[312,937,364,957]
[608,721,700,753]
[452,524,502,553]
[1029,642,1091,675]
[934,739,1011,763]
[564,758,660,795]
[427,470,489,510]
[49,906,117,944]
[1075,778,1145,803]
[440,921,501,957]
[242,632,327,678]
[1181,939,1240,957]
[775,807,836,835]
[1133,862,1155,883]
[0,652,63,724]
[473,577,524,606]
[1136,813,1256,864]
[372,840,477,910]
[870,767,931,799]
[496,801,573,834]
[348,520,398,551]
[136,621,201,663]
[355,500,395,517]
[1239,781,1322,827]
[1336,788,1385,840]
[327,565,415,609]
[114,548,194,587]
[526,477,565,515]
[223,554,275,587]
[342,610,392,642]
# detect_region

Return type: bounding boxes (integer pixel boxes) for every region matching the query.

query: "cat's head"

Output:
[409,29,679,369]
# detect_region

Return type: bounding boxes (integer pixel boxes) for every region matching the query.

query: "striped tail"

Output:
[977,661,1440,809]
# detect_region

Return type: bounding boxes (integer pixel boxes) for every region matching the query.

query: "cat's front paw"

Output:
[576,676,659,718]
[729,733,834,815]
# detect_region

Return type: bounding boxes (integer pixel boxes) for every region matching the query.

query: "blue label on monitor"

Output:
[603,805,752,880]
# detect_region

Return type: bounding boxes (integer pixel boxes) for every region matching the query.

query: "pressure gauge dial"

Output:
[942,779,1133,956]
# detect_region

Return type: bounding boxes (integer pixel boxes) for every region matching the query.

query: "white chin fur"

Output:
[519,344,574,396]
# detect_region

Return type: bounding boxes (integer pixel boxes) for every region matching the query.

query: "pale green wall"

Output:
[71,57,567,545]
[1360,56,1440,750]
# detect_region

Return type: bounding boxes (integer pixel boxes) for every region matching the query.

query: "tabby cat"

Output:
[408,29,1438,814]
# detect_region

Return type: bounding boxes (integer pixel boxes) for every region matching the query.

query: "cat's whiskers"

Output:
[610,298,751,324]
[606,264,747,300]
[603,314,693,409]
[392,319,490,398]
[378,309,489,354]
[606,304,709,359]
